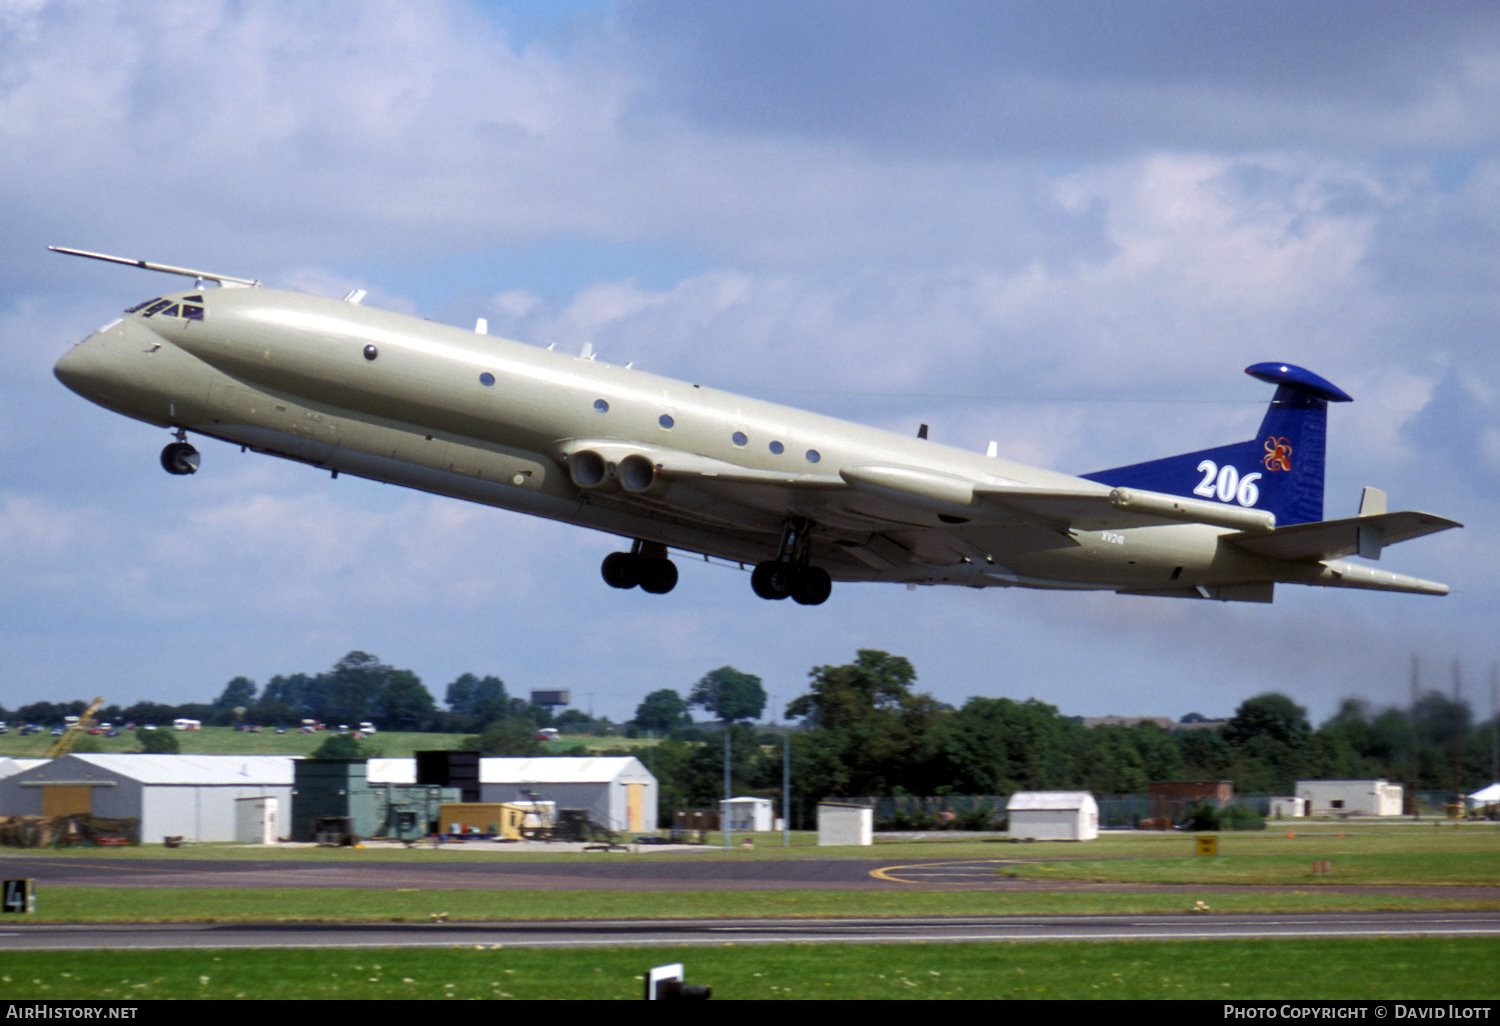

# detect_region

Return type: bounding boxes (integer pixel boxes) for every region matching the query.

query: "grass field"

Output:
[9,824,1496,925]
[4,779,1497,999]
[11,885,1498,923]
[0,937,1493,1000]
[17,819,1498,863]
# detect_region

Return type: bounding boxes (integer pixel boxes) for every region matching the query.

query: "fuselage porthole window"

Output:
[363,345,378,361]
[480,372,496,386]
[659,414,674,429]
[805,449,821,464]
[769,440,784,455]
[732,431,748,447]
[594,399,609,413]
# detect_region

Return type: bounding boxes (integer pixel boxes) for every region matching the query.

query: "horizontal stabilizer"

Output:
[1224,511,1461,562]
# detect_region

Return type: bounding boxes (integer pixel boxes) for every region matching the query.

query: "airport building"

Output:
[0,753,293,843]
[367,756,657,833]
[1294,779,1404,817]
[1006,791,1100,841]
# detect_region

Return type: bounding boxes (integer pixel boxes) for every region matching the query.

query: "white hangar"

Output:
[366,756,657,833]
[0,754,293,843]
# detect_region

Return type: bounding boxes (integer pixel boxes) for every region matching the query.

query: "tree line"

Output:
[8,649,1494,813]
[630,651,1500,821]
[2,651,609,743]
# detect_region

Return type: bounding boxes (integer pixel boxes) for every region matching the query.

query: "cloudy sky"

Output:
[3,0,1495,727]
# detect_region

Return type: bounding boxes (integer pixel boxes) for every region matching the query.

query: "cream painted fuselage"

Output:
[53,285,1450,603]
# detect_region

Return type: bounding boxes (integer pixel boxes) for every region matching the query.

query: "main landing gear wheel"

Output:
[751,516,833,605]
[160,441,200,475]
[751,561,832,605]
[601,541,678,595]
[751,560,795,600]
[791,566,832,606]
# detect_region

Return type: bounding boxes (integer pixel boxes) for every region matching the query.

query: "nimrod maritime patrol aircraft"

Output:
[51,246,1459,606]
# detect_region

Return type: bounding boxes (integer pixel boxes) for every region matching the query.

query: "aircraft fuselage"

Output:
[53,280,1455,603]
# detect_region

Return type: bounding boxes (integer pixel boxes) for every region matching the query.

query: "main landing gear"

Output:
[160,429,200,475]
[751,517,832,605]
[601,539,679,595]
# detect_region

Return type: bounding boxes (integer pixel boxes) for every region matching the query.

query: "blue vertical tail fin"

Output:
[1080,363,1353,526]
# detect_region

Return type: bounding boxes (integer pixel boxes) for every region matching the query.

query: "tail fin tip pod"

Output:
[1081,363,1352,527]
[1243,362,1353,404]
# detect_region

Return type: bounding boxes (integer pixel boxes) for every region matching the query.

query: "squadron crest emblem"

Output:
[1262,436,1293,472]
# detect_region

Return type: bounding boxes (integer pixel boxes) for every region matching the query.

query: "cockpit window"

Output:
[133,297,206,321]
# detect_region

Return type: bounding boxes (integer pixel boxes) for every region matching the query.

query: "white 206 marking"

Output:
[1193,461,1262,507]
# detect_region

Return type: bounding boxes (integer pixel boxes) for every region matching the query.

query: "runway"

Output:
[2,853,1495,950]
[3,853,1497,898]
[2,912,1498,951]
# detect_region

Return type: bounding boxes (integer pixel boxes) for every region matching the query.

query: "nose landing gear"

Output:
[160,431,200,475]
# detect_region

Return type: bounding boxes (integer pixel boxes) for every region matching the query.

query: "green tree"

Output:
[632,689,694,737]
[135,727,179,754]
[1224,693,1311,748]
[1129,721,1186,783]
[690,667,766,723]
[213,676,257,711]
[322,651,384,725]
[1177,727,1233,779]
[1073,725,1149,795]
[466,720,546,757]
[1223,693,1312,793]
[376,670,439,730]
[445,673,509,728]
[310,732,379,760]
[282,652,439,730]
[785,651,947,797]
[944,696,1073,794]
[255,674,315,725]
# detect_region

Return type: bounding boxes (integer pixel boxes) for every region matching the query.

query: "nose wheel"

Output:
[601,540,678,594]
[161,439,200,475]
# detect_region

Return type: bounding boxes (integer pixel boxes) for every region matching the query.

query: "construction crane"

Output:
[46,697,106,758]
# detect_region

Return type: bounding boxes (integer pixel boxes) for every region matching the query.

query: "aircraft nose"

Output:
[53,317,167,406]
[54,330,115,400]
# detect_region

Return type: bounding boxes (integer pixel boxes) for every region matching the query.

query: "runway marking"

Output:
[871,859,1022,884]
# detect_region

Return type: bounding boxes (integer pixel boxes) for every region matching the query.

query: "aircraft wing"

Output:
[831,465,1277,533]
[565,442,1279,539]
[560,442,1457,580]
[1222,510,1461,562]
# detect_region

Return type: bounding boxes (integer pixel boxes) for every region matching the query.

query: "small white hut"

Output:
[721,796,773,832]
[1294,780,1403,817]
[1006,791,1099,841]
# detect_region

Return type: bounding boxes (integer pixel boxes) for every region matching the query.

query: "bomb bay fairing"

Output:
[51,246,1459,606]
